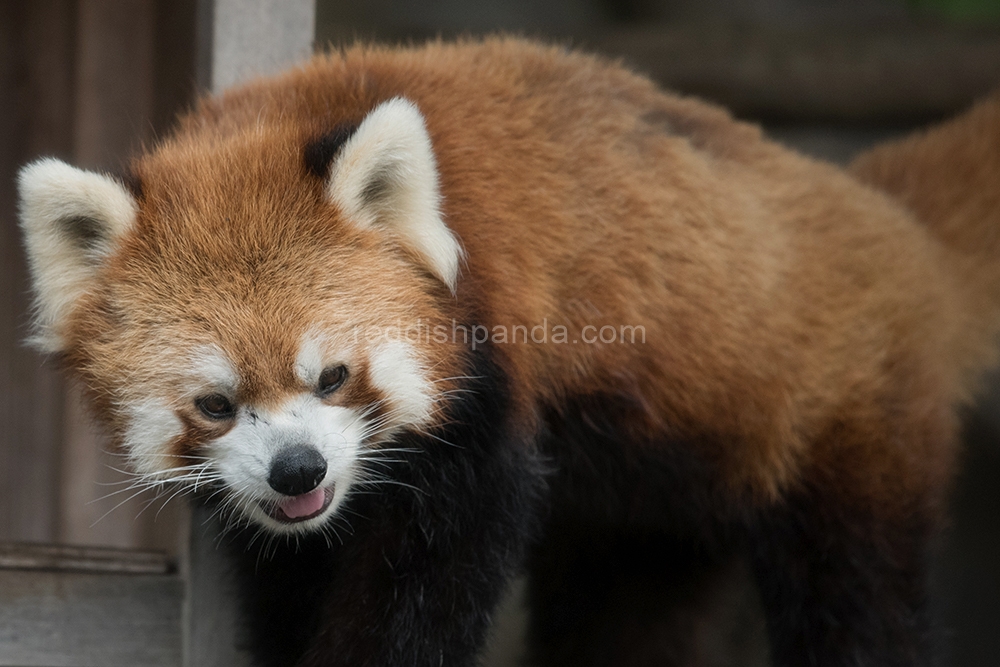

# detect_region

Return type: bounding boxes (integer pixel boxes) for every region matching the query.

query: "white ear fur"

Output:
[18,158,138,352]
[328,98,463,293]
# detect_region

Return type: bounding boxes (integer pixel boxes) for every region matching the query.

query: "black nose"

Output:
[268,445,328,496]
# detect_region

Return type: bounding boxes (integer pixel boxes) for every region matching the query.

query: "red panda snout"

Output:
[268,444,328,497]
[174,391,367,535]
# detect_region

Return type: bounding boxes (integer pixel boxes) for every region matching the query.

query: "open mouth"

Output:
[262,486,335,524]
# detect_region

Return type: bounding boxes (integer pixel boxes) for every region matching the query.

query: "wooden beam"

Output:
[591,21,1000,123]
[0,569,182,667]
[183,513,254,667]
[0,542,172,575]
[0,542,179,667]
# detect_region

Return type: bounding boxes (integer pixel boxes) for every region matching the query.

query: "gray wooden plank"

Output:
[0,0,196,556]
[0,569,182,667]
[0,542,172,575]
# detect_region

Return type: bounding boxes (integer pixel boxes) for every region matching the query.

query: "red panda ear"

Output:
[326,98,463,293]
[17,158,138,352]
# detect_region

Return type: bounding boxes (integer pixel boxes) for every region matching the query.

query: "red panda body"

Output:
[17,38,1000,666]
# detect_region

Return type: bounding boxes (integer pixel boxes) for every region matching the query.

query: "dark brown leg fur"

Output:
[526,528,770,667]
[749,480,937,667]
[534,393,947,666]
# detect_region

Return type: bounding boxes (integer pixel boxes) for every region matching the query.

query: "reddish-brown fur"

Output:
[156,41,966,500]
[38,38,1000,666]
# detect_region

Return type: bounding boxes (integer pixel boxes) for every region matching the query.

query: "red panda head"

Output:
[18,98,468,535]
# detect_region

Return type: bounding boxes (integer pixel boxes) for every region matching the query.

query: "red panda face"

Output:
[18,98,466,535]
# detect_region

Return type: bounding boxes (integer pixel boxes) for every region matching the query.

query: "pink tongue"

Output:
[279,488,326,519]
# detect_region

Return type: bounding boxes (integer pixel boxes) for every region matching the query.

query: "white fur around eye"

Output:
[185,344,239,394]
[296,330,326,387]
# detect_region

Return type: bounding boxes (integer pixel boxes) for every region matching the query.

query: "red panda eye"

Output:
[196,394,236,420]
[318,365,348,397]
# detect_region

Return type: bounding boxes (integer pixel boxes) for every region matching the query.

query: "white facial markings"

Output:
[119,332,436,535]
[123,398,185,476]
[184,344,239,396]
[206,393,366,534]
[368,339,434,426]
[120,346,237,479]
[295,330,327,388]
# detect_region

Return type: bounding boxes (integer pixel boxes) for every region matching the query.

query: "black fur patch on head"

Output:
[304,124,358,180]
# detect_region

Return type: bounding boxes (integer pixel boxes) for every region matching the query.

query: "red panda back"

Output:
[153,38,969,505]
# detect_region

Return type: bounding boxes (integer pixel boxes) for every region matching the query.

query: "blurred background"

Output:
[0,0,998,665]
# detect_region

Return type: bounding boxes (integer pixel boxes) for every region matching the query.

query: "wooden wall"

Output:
[0,0,196,552]
[0,0,312,557]
[0,0,72,546]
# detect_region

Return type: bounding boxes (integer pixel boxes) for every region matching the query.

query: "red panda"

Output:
[16,37,1000,666]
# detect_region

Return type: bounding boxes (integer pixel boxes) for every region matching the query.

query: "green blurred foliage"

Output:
[909,0,1000,21]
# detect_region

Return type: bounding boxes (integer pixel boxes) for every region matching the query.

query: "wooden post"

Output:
[184,3,315,665]
[197,0,315,94]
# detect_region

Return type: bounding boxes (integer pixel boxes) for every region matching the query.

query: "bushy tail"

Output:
[851,93,1000,387]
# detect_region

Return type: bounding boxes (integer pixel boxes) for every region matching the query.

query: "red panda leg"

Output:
[525,525,769,667]
[749,481,938,667]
